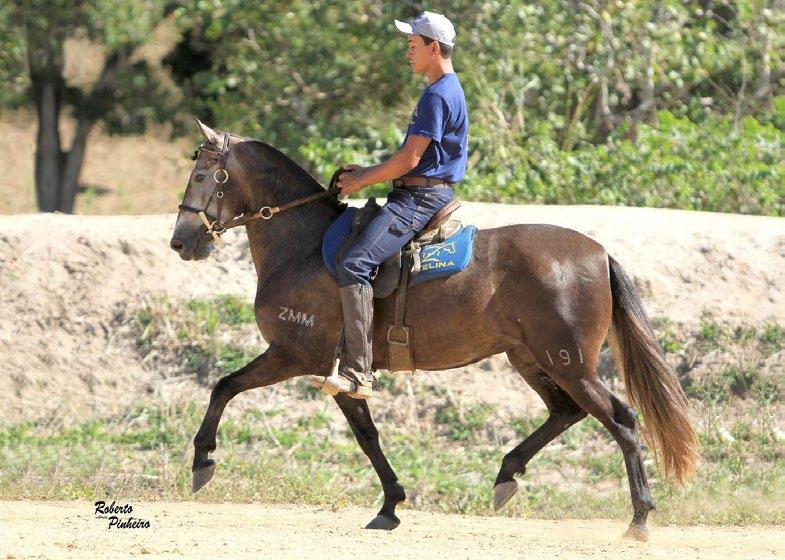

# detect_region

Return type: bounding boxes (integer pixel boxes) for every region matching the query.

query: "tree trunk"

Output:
[33,78,64,212]
[60,118,93,214]
[26,17,81,213]
[31,78,93,213]
[753,25,773,112]
[27,18,66,212]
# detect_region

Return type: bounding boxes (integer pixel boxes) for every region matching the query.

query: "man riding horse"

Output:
[329,11,469,399]
[170,10,697,540]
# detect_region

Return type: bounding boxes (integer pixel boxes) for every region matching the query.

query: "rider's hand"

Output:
[337,164,365,195]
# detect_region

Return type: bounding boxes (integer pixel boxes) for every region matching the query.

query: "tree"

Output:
[1,1,179,212]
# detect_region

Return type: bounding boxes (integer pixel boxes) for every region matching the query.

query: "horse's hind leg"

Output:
[494,347,588,511]
[192,344,301,491]
[333,393,406,530]
[539,361,656,541]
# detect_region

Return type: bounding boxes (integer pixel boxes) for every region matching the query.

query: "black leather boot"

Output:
[324,284,376,398]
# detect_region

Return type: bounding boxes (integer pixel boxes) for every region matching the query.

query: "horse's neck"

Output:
[245,196,336,282]
[242,143,339,282]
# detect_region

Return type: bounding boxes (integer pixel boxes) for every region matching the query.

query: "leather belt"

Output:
[392,176,450,189]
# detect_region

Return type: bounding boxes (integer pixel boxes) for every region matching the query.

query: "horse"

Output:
[169,119,698,541]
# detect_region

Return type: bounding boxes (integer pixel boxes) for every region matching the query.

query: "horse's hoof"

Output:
[493,480,519,512]
[364,515,400,530]
[192,459,216,492]
[622,524,649,542]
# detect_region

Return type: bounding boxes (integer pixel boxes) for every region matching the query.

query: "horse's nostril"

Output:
[170,239,184,252]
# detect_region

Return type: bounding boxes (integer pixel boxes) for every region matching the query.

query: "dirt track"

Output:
[1,501,783,560]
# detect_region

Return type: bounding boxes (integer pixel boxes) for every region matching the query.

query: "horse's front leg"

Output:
[192,344,298,491]
[333,393,406,530]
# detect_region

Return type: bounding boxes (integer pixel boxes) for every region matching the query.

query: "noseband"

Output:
[177,132,341,248]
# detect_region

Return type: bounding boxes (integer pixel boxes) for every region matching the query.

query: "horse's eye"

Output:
[195,173,206,182]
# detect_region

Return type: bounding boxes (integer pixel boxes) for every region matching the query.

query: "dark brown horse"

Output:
[169,120,698,541]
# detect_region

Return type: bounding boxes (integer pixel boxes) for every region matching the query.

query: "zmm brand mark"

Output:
[278,307,315,327]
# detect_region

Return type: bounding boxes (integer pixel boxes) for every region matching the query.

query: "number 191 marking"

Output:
[545,348,584,367]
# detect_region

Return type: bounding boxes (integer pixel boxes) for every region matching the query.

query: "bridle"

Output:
[177,132,342,248]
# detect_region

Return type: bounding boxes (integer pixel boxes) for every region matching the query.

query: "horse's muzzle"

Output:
[170,225,212,261]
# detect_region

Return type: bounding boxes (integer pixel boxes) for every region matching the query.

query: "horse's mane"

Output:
[245,139,344,212]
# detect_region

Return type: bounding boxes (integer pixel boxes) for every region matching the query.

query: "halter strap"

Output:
[220,187,341,230]
[177,138,345,246]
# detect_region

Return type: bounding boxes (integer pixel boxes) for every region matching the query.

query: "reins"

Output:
[178,132,342,248]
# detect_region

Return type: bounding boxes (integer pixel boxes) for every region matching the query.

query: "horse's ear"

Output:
[193,117,222,146]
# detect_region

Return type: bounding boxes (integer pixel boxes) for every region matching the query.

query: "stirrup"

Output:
[310,359,373,399]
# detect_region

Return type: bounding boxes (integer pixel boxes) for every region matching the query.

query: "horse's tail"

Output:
[607,255,698,484]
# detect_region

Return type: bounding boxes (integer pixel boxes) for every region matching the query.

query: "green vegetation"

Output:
[696,314,727,352]
[0,1,178,211]
[2,1,784,214]
[3,299,782,524]
[1,395,782,524]
[133,294,264,379]
[761,323,785,355]
[435,402,497,441]
[652,317,682,353]
[165,0,785,215]
[652,313,784,407]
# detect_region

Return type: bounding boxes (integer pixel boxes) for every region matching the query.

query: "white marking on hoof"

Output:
[493,480,519,512]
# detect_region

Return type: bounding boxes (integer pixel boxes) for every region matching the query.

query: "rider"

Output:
[331,11,469,398]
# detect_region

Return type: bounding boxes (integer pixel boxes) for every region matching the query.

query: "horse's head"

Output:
[170,119,256,260]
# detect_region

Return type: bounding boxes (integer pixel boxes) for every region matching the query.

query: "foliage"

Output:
[1,0,180,131]
[0,3,27,107]
[434,402,496,441]
[164,0,785,215]
[1,1,784,214]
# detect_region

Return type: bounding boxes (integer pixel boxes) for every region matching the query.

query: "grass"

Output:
[652,317,682,353]
[761,323,785,355]
[4,298,781,524]
[686,314,785,356]
[1,393,782,524]
[696,314,726,352]
[434,402,497,442]
[132,294,264,379]
[81,186,98,211]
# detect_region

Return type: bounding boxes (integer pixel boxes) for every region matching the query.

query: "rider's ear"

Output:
[193,117,222,146]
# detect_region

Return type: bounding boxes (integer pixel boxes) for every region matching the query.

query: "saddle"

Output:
[331,198,463,298]
[322,198,478,374]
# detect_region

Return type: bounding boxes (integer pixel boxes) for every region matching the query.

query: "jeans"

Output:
[337,186,455,287]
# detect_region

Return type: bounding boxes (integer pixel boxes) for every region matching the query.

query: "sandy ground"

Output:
[1,500,783,560]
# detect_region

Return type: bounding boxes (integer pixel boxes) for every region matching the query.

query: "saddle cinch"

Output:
[322,198,478,373]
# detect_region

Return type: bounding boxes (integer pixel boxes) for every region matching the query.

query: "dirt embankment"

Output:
[0,205,783,425]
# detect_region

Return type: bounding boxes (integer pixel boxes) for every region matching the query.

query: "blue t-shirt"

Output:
[402,73,468,183]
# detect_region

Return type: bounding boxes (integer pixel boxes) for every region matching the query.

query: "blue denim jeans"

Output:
[336,186,455,287]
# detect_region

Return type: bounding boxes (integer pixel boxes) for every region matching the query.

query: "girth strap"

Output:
[386,242,417,372]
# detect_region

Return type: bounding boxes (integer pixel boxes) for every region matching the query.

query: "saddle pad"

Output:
[322,206,358,277]
[322,206,477,286]
[410,225,477,286]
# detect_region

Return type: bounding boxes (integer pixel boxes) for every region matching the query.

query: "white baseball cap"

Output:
[394,11,456,47]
